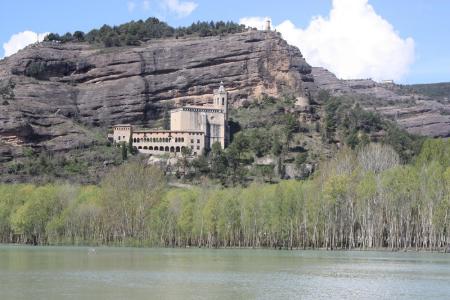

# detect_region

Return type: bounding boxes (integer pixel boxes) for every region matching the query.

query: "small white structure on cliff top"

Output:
[110,82,229,156]
[265,19,271,31]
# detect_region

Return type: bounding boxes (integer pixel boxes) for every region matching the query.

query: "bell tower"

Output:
[212,81,229,148]
[213,81,228,112]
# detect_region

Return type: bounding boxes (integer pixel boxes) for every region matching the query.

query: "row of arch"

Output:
[134,137,185,143]
[136,145,186,153]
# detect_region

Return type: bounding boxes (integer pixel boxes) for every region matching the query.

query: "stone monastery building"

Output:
[111,82,229,156]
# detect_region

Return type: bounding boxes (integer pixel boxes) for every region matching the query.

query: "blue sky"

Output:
[0,0,449,84]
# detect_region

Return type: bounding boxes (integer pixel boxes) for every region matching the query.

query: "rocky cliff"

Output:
[312,67,450,138]
[0,30,314,158]
[1,29,449,166]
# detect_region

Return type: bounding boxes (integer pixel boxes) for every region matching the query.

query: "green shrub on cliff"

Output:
[45,18,246,48]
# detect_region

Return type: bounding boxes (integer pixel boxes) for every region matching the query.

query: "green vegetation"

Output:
[5,144,123,184]
[320,91,424,162]
[2,92,423,187]
[1,140,449,250]
[409,82,450,99]
[0,79,15,105]
[45,18,246,47]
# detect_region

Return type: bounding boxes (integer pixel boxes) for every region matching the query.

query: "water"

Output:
[0,246,449,299]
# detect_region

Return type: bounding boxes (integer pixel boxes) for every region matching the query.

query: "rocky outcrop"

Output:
[312,67,450,138]
[0,30,313,156]
[1,29,448,164]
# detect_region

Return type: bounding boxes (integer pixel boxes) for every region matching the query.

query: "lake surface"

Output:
[0,246,449,299]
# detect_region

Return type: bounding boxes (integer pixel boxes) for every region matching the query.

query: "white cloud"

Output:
[142,0,150,10]
[240,0,415,81]
[3,31,49,58]
[161,0,198,18]
[127,1,136,12]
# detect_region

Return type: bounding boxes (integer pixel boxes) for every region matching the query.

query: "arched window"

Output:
[149,146,153,151]
[222,97,224,105]
[170,146,175,153]
[138,146,142,149]
[133,138,137,143]
[159,146,164,151]
[165,146,169,152]
[143,146,148,150]
[176,146,180,152]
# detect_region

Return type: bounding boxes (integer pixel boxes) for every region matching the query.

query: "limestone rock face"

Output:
[0,31,313,155]
[312,67,450,138]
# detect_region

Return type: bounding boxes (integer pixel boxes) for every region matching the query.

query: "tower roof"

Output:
[218,81,226,93]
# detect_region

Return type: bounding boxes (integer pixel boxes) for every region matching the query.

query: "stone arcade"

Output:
[110,82,229,156]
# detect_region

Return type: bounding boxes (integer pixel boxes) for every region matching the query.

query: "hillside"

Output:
[0,30,313,151]
[0,19,446,183]
[312,67,450,138]
[408,82,450,99]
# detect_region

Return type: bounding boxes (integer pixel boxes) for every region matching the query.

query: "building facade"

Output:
[110,82,229,156]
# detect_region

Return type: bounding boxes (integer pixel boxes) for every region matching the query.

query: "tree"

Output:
[45,33,61,42]
[229,132,249,160]
[121,142,128,160]
[73,31,85,42]
[128,135,134,155]
[294,152,308,170]
[271,135,283,156]
[358,143,399,174]
[256,165,275,183]
[180,147,192,176]
[345,130,359,149]
[284,114,298,149]
[100,161,166,243]
[191,155,210,176]
[210,142,227,181]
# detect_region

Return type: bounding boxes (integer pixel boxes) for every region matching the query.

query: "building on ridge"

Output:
[110,82,229,156]
[265,19,271,31]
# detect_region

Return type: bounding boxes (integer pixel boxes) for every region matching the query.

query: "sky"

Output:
[0,0,449,84]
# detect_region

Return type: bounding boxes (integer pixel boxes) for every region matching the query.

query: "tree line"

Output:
[1,139,449,250]
[45,18,247,47]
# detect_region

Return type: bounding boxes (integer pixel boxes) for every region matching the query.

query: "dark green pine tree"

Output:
[128,135,134,155]
[121,142,128,160]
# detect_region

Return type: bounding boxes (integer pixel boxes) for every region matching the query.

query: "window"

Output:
[197,139,200,143]
[118,136,121,140]
[191,146,194,149]
[191,139,194,143]
[196,146,200,150]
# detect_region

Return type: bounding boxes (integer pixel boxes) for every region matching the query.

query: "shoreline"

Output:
[1,243,449,253]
